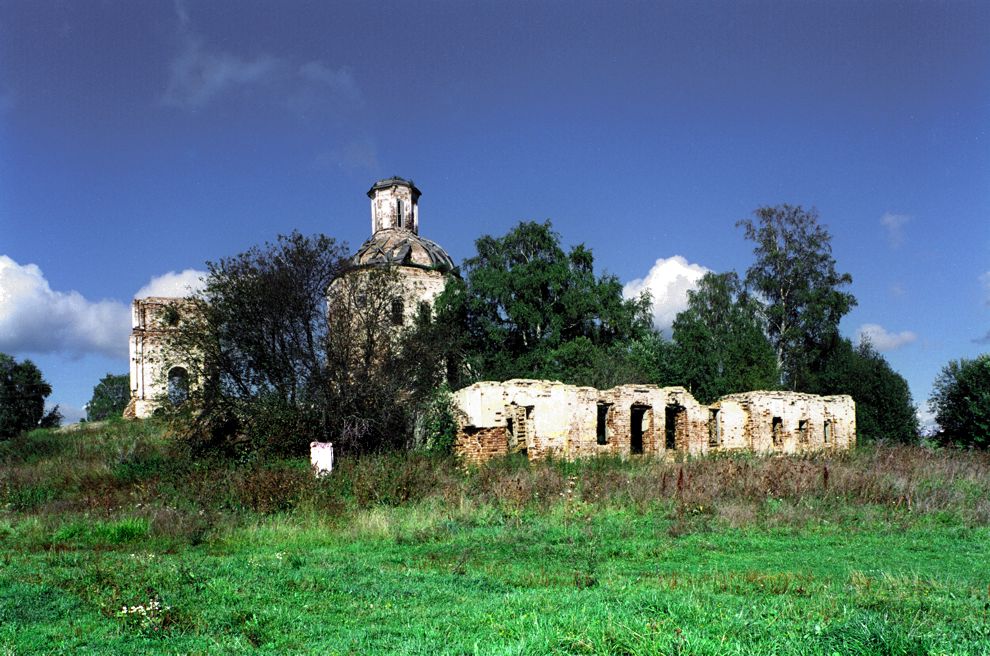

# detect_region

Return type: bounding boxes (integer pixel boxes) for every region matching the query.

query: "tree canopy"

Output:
[671,272,779,403]
[0,353,60,438]
[86,373,130,422]
[815,338,919,444]
[738,205,856,391]
[457,220,653,385]
[929,354,990,448]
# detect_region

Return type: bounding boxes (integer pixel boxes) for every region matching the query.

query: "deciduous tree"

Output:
[738,205,856,391]
[671,272,779,403]
[0,353,59,437]
[86,373,130,421]
[816,338,919,443]
[459,220,652,384]
[929,354,990,448]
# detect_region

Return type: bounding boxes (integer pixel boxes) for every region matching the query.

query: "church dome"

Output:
[351,228,455,273]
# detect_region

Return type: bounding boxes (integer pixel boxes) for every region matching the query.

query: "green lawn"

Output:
[1,425,989,654]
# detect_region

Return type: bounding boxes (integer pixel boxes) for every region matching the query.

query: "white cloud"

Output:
[163,12,363,114]
[0,255,130,359]
[623,256,710,334]
[0,258,208,360]
[134,269,207,299]
[855,323,917,351]
[163,34,282,109]
[880,212,910,249]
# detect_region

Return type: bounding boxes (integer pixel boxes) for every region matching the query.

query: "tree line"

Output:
[3,205,985,451]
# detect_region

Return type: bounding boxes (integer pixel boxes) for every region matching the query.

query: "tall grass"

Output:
[3,422,989,544]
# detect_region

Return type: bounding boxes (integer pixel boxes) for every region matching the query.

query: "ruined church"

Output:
[125,177,856,460]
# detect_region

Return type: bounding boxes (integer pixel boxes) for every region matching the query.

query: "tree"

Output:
[738,205,856,391]
[459,221,653,384]
[816,338,919,443]
[929,354,990,448]
[324,266,415,453]
[671,271,779,403]
[0,353,60,438]
[86,373,130,421]
[168,231,351,454]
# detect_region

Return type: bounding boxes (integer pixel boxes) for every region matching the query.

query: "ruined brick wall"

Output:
[714,392,856,454]
[453,380,856,464]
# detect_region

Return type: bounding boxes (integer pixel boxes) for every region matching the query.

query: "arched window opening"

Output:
[167,367,189,405]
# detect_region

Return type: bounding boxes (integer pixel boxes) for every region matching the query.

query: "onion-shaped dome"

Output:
[351,228,455,273]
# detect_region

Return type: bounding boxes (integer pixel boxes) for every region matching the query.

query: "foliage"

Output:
[0,352,59,438]
[458,220,653,384]
[324,266,415,453]
[815,338,919,444]
[738,205,856,391]
[672,272,779,403]
[417,383,461,455]
[86,373,131,421]
[929,353,990,448]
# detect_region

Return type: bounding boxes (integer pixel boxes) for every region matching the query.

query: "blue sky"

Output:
[1,0,988,425]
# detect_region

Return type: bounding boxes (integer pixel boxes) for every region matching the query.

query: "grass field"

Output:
[1,421,989,654]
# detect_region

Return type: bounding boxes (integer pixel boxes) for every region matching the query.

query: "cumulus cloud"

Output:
[855,323,917,351]
[0,258,208,360]
[0,255,130,359]
[134,269,207,299]
[623,256,710,334]
[880,213,910,249]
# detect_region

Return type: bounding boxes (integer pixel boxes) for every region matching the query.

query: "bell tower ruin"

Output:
[369,177,421,234]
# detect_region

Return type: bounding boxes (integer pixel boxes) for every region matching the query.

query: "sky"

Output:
[1,0,988,426]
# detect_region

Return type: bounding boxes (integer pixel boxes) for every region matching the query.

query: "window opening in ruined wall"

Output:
[507,404,533,454]
[664,405,682,451]
[167,367,189,405]
[391,298,404,326]
[396,199,404,229]
[597,402,611,445]
[708,409,721,447]
[823,420,832,444]
[798,419,809,443]
[772,416,783,446]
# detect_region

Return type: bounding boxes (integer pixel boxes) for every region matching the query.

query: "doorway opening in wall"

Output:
[772,416,783,446]
[630,404,650,454]
[665,404,683,451]
[507,404,533,454]
[596,402,611,445]
[798,419,809,444]
[708,409,721,447]
[167,367,189,405]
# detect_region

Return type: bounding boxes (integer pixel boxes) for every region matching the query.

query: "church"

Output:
[125,177,455,419]
[125,177,855,461]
